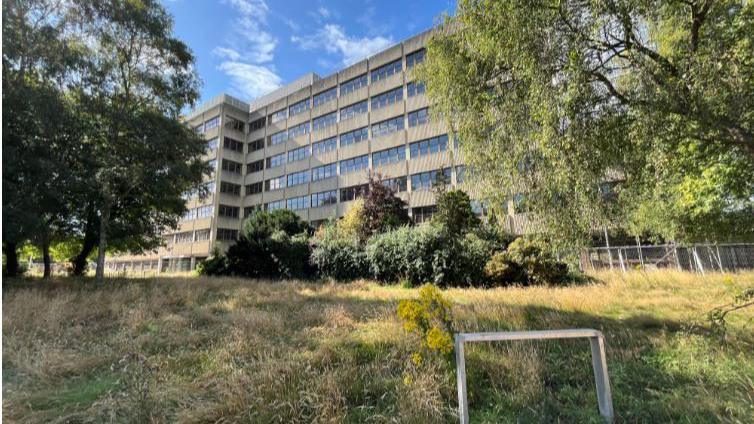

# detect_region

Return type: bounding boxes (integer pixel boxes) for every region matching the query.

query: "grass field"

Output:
[3,271,753,423]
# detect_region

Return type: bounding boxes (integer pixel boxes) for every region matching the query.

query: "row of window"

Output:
[181,205,214,221]
[260,166,461,194]
[172,229,212,244]
[247,134,451,184]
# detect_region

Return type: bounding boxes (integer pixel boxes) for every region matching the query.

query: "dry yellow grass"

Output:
[3,271,753,422]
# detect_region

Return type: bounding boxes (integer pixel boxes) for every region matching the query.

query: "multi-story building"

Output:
[106,29,492,273]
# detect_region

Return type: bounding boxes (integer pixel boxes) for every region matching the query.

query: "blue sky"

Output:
[163,0,456,106]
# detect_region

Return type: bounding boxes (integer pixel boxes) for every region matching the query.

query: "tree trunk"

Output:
[42,239,52,279]
[95,203,111,281]
[3,241,19,277]
[71,216,98,276]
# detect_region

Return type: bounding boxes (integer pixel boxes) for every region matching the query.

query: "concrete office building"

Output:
[106,30,493,273]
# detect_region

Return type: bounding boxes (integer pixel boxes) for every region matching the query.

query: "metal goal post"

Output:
[455,329,614,423]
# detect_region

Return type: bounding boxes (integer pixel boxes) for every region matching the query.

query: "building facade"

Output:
[107,30,497,273]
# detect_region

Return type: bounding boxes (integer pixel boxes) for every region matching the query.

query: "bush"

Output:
[484,236,569,286]
[397,284,454,367]
[366,224,498,286]
[197,246,228,276]
[310,224,368,280]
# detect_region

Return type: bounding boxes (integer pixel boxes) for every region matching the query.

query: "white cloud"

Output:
[317,7,331,18]
[292,24,394,66]
[217,61,282,99]
[214,0,281,99]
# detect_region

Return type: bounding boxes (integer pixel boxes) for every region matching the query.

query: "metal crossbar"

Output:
[455,329,614,423]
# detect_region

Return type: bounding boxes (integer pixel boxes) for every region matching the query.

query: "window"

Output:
[247,159,264,173]
[371,116,404,138]
[311,163,337,181]
[288,122,309,138]
[246,182,263,195]
[204,116,220,131]
[383,176,408,192]
[412,206,436,224]
[265,176,286,191]
[312,137,337,155]
[220,181,241,196]
[195,229,211,241]
[411,168,451,191]
[206,137,219,152]
[408,108,429,127]
[340,155,369,174]
[409,134,448,159]
[207,159,217,172]
[340,100,368,121]
[406,48,426,68]
[287,195,310,211]
[249,138,264,152]
[270,109,287,123]
[288,145,310,163]
[196,205,213,219]
[287,170,309,187]
[223,137,244,153]
[218,204,240,218]
[340,127,368,147]
[372,146,405,167]
[371,86,403,110]
[340,74,368,95]
[175,231,193,244]
[311,190,337,207]
[340,184,368,202]
[249,117,265,132]
[217,228,238,241]
[455,165,466,184]
[312,112,337,131]
[407,81,425,97]
[204,181,216,194]
[181,208,196,221]
[265,200,284,211]
[371,59,402,82]
[269,130,288,146]
[244,205,262,217]
[194,123,205,134]
[313,87,337,107]
[266,152,286,168]
[221,159,242,174]
[289,99,310,116]
[225,115,245,132]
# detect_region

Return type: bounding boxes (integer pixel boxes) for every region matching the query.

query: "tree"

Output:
[433,189,480,235]
[361,174,410,239]
[416,0,754,246]
[67,0,207,280]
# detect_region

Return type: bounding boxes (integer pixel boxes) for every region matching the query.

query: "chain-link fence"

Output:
[580,243,754,273]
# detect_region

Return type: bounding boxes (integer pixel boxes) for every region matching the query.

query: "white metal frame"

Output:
[454,329,614,423]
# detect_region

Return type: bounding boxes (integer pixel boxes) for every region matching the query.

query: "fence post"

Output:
[692,247,705,275]
[618,249,626,273]
[604,227,613,271]
[636,237,644,269]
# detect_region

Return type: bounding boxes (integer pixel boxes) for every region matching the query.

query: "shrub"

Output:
[397,284,454,367]
[362,174,410,238]
[366,224,498,286]
[432,189,480,235]
[197,246,229,276]
[310,224,368,280]
[484,237,569,285]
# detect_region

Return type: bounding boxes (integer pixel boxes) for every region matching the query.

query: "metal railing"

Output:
[455,329,614,423]
[580,243,754,274]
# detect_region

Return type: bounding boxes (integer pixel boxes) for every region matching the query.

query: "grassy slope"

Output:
[2,271,753,423]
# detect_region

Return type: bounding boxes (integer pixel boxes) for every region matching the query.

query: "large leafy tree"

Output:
[2,0,208,279]
[416,0,754,246]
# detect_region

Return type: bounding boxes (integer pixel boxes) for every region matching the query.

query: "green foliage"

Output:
[484,237,569,286]
[205,211,313,279]
[416,0,754,246]
[310,223,369,281]
[197,246,228,276]
[433,189,480,235]
[366,224,498,286]
[397,284,454,368]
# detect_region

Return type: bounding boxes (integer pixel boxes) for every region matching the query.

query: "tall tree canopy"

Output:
[2,0,208,278]
[416,0,754,246]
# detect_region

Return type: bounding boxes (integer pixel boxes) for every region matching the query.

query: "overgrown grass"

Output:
[3,271,753,422]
